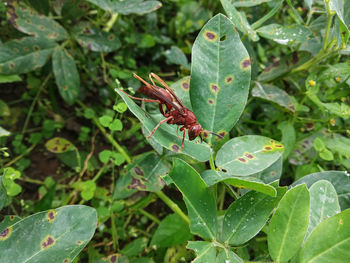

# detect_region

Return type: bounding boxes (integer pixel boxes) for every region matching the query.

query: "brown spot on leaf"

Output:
[208,99,214,104]
[210,83,219,93]
[39,25,45,31]
[63,259,69,263]
[264,146,273,151]
[171,144,180,152]
[241,59,251,69]
[77,240,82,245]
[244,152,255,159]
[130,176,146,190]
[10,215,15,220]
[9,63,15,69]
[108,34,115,41]
[292,52,299,64]
[182,82,189,90]
[204,30,217,41]
[48,33,58,39]
[34,45,40,51]
[134,166,144,176]
[47,210,55,222]
[41,236,55,249]
[237,157,247,163]
[274,144,283,149]
[225,75,234,84]
[0,227,12,240]
[63,86,68,90]
[110,254,117,263]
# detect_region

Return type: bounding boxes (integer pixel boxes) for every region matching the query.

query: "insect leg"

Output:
[120,90,160,103]
[176,126,181,139]
[147,116,174,138]
[181,128,187,148]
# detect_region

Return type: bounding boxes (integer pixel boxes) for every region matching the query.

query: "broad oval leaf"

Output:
[169,158,217,240]
[216,249,243,263]
[215,135,284,176]
[190,14,251,142]
[252,82,295,112]
[257,24,312,44]
[170,76,191,110]
[87,0,162,15]
[292,171,350,210]
[115,89,211,162]
[0,205,97,263]
[300,209,350,263]
[72,22,121,53]
[7,2,68,41]
[221,183,286,246]
[45,137,75,153]
[306,180,340,239]
[52,47,80,105]
[0,37,57,75]
[150,213,192,248]
[268,184,310,262]
[201,170,277,196]
[187,241,216,263]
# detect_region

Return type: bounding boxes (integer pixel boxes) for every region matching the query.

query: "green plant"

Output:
[1,0,350,262]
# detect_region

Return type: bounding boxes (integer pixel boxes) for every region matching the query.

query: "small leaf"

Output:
[111,152,125,166]
[313,137,325,151]
[187,241,216,262]
[268,184,310,262]
[252,82,295,112]
[120,237,148,257]
[0,206,97,263]
[2,168,22,196]
[99,115,113,127]
[99,150,112,164]
[0,127,11,137]
[109,119,123,131]
[319,149,334,161]
[257,24,312,44]
[201,170,277,196]
[215,135,284,176]
[190,14,251,142]
[306,180,340,239]
[164,46,189,68]
[114,102,128,113]
[216,249,244,263]
[221,183,286,245]
[169,158,217,240]
[292,171,350,210]
[72,22,121,53]
[45,137,75,153]
[150,214,192,248]
[0,37,57,75]
[52,48,80,105]
[0,74,22,83]
[7,2,68,41]
[300,209,350,263]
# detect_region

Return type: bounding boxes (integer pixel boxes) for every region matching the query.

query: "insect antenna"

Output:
[202,130,224,139]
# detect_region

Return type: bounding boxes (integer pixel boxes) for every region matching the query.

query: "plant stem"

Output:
[286,0,304,24]
[21,74,51,135]
[77,100,131,164]
[4,144,37,167]
[322,9,334,51]
[139,208,161,224]
[209,154,216,170]
[104,13,118,32]
[155,190,190,224]
[110,210,119,250]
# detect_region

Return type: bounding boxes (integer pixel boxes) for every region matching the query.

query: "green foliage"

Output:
[1,0,350,261]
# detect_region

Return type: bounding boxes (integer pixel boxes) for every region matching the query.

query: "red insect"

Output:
[121,73,222,148]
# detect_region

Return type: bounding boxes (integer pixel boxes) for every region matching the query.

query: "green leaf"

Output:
[175,2,211,36]
[319,149,334,161]
[292,171,350,210]
[0,127,11,137]
[99,115,113,127]
[325,133,350,157]
[114,102,128,113]
[328,0,350,48]
[253,157,283,184]
[150,214,192,248]
[0,99,10,117]
[87,0,162,15]
[233,0,273,7]
[0,74,22,83]
[216,249,243,263]
[169,158,217,240]
[72,22,121,53]
[277,121,296,160]
[164,46,189,69]
[45,137,75,153]
[113,152,168,198]
[268,184,310,262]
[115,88,211,162]
[313,137,325,151]
[99,150,112,164]
[0,176,7,211]
[201,170,277,196]
[27,0,50,15]
[257,24,312,44]
[306,180,340,239]
[187,241,216,263]
[121,237,148,257]
[94,254,129,263]
[300,209,350,263]
[220,0,259,41]
[111,152,125,166]
[109,119,123,131]
[190,14,251,141]
[252,83,295,112]
[215,135,284,176]
[0,205,97,262]
[0,37,57,74]
[2,167,22,196]
[52,48,80,105]
[34,183,56,212]
[7,2,68,41]
[0,215,21,230]
[138,34,156,48]
[221,183,286,245]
